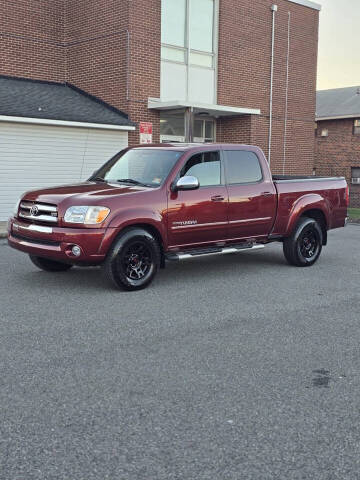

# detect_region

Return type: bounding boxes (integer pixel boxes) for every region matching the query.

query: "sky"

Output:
[317,0,360,90]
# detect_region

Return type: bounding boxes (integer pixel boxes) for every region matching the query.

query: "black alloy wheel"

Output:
[283,216,323,267]
[104,228,161,290]
[122,240,153,281]
[298,227,320,260]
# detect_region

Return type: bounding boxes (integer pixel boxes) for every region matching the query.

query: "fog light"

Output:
[71,245,81,257]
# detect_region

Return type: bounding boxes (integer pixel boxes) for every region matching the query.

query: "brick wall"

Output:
[0,0,65,82]
[0,0,318,171]
[217,0,318,174]
[315,119,360,207]
[64,0,161,144]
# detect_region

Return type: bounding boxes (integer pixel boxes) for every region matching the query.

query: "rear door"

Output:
[167,150,229,248]
[224,148,277,239]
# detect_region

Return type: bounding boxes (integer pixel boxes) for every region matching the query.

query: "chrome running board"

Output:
[166,243,265,261]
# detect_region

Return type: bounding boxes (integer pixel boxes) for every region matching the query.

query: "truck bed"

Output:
[271,175,348,235]
[273,175,345,182]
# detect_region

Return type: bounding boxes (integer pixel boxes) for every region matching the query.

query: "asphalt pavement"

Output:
[0,226,359,479]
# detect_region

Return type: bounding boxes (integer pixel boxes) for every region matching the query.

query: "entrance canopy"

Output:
[148,98,261,118]
[149,97,261,143]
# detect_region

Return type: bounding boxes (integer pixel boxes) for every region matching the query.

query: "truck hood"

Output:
[22,181,152,205]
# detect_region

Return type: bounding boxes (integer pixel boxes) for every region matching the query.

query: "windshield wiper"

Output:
[117,178,152,187]
[92,176,106,182]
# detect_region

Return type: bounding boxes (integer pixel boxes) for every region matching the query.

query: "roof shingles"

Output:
[0,76,135,127]
[316,86,360,119]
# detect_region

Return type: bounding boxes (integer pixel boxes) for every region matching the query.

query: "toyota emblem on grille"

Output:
[30,205,39,216]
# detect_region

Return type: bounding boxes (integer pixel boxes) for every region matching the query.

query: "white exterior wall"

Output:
[0,122,128,221]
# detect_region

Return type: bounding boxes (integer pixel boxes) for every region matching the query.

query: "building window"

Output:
[160,112,185,138]
[160,111,215,143]
[161,0,216,68]
[194,118,215,142]
[320,128,329,137]
[354,119,360,135]
[351,167,360,184]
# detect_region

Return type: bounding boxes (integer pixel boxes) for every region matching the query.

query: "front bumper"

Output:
[7,217,115,264]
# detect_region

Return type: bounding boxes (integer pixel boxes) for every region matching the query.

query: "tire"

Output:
[103,228,161,291]
[29,255,73,272]
[283,217,323,267]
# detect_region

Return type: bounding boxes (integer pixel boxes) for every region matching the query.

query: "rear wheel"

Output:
[283,217,323,267]
[29,255,73,272]
[103,228,161,291]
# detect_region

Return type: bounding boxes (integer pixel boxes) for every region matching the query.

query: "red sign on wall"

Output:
[139,122,153,144]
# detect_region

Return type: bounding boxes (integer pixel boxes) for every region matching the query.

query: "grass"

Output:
[348,208,360,220]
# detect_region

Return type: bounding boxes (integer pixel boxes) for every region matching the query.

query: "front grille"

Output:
[18,201,58,225]
[11,232,61,247]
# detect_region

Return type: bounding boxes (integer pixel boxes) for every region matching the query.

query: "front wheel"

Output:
[283,217,323,267]
[103,228,161,291]
[29,255,73,272]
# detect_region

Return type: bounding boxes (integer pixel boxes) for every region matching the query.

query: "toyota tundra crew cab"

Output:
[8,144,349,291]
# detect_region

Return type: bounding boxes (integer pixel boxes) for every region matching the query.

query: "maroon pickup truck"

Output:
[8,144,348,290]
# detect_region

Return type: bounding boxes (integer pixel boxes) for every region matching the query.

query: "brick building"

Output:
[0,0,321,219]
[315,87,360,207]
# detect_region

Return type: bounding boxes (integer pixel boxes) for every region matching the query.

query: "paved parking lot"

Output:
[0,226,359,479]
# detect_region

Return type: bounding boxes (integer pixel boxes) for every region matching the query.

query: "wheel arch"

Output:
[109,222,166,268]
[285,194,330,245]
[300,209,328,245]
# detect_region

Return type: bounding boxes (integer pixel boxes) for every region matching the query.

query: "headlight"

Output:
[13,198,21,216]
[64,206,110,224]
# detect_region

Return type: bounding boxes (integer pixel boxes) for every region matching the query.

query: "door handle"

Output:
[261,191,273,197]
[211,195,225,202]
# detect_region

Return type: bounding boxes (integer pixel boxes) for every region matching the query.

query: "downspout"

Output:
[283,12,291,174]
[268,4,277,166]
[126,30,130,101]
[185,0,194,142]
[186,0,191,103]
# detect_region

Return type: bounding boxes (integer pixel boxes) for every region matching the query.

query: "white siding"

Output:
[0,122,128,221]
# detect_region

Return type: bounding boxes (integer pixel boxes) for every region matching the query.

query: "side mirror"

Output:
[173,176,200,192]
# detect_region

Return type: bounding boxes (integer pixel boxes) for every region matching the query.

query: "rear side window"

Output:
[224,150,263,184]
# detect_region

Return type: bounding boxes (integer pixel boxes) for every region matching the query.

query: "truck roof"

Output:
[130,143,258,152]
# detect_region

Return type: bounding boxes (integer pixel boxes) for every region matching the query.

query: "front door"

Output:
[223,149,277,239]
[167,150,229,248]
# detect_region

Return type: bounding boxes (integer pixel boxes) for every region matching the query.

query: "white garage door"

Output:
[0,122,128,221]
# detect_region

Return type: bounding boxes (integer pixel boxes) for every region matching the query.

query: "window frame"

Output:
[320,128,329,138]
[353,119,360,135]
[193,118,216,142]
[175,149,224,189]
[161,0,218,70]
[223,149,265,186]
[160,113,216,143]
[351,166,360,183]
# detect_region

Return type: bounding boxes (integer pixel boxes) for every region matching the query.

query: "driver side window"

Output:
[181,151,221,187]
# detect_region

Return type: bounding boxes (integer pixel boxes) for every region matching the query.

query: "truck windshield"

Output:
[92,149,182,187]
